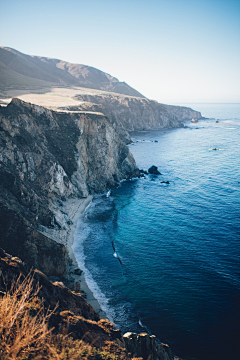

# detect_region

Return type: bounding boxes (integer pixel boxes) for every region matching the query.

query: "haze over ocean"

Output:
[73,103,240,360]
[1,0,240,103]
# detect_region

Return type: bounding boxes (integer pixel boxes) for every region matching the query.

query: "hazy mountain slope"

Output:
[0,47,144,97]
[0,59,58,90]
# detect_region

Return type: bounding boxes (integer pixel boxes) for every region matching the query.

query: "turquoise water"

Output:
[73,103,240,360]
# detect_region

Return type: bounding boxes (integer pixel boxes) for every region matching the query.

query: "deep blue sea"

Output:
[73,103,240,360]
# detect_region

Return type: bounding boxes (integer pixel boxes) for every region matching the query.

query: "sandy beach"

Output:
[39,195,107,319]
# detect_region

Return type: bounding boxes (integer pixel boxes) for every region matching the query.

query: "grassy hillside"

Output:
[0,47,144,97]
[0,59,58,90]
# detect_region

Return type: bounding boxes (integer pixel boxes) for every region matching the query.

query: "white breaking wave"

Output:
[72,210,115,323]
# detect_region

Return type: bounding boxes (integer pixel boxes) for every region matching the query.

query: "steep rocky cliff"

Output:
[65,93,202,143]
[0,98,139,277]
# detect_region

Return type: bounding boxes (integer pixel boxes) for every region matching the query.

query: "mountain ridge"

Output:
[0,47,144,97]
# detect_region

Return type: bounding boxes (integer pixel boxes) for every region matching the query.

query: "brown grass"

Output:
[0,274,53,359]
[0,274,125,360]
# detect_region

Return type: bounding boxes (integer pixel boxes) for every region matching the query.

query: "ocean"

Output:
[73,103,240,360]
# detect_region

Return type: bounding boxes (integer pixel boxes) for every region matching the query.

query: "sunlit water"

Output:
[73,103,240,360]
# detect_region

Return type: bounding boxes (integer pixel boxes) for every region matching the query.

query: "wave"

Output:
[72,202,116,322]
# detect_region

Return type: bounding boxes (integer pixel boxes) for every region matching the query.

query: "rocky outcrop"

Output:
[0,248,174,360]
[0,204,69,278]
[0,248,99,321]
[70,94,202,143]
[148,165,161,175]
[0,98,139,277]
[123,332,174,360]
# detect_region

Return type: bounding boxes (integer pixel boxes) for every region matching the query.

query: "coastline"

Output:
[39,196,107,319]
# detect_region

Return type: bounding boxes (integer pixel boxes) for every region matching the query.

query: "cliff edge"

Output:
[0,98,138,278]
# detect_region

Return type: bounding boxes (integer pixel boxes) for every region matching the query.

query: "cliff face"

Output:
[70,94,202,142]
[0,98,138,277]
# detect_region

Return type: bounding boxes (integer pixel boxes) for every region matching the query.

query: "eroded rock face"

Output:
[70,94,202,143]
[0,98,138,277]
[123,332,174,360]
[0,204,69,278]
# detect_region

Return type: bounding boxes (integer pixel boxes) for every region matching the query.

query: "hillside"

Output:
[0,47,144,97]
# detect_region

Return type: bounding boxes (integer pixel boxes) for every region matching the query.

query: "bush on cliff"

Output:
[0,274,129,360]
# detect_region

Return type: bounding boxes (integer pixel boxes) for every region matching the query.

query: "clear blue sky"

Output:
[1,0,239,103]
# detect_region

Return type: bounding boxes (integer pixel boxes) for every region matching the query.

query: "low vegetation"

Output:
[0,274,129,360]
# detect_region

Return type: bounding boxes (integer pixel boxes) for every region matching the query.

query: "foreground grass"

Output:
[0,275,124,360]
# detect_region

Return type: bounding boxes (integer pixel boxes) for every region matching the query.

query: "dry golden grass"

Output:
[0,274,124,360]
[0,274,53,359]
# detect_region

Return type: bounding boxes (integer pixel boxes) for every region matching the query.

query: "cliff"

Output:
[0,51,200,359]
[0,98,139,278]
[67,93,202,143]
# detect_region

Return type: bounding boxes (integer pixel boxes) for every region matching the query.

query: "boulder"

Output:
[74,268,83,276]
[139,169,148,175]
[148,166,161,175]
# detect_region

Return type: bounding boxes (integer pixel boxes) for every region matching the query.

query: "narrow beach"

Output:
[39,195,107,319]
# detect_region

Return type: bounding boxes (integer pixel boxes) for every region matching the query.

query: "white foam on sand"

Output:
[39,196,108,319]
[72,210,115,322]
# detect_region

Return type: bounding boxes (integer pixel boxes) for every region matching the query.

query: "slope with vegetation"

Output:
[0,248,175,360]
[0,47,144,97]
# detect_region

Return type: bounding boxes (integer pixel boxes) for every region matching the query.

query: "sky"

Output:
[0,0,240,104]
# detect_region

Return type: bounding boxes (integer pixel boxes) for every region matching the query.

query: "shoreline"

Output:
[39,196,107,319]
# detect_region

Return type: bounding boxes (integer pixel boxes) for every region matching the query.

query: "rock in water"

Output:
[74,268,83,276]
[148,165,161,175]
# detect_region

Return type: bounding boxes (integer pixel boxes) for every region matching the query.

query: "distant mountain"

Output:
[0,47,144,97]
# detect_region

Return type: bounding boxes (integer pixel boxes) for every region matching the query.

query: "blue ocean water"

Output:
[73,103,240,360]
